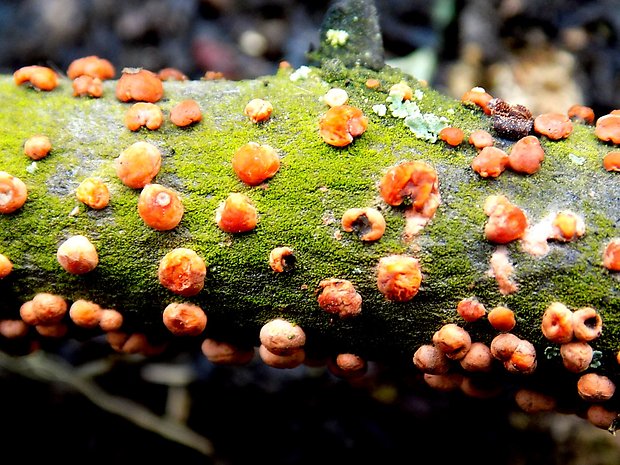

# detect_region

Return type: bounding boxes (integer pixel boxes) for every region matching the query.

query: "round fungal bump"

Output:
[316,278,362,318]
[269,246,296,273]
[162,302,207,337]
[158,248,207,297]
[57,235,99,274]
[259,318,306,355]
[376,254,422,302]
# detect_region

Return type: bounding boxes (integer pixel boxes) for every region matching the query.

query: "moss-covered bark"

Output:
[1,58,620,411]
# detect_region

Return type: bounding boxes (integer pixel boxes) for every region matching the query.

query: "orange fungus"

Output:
[232,142,280,186]
[137,184,184,231]
[319,104,368,147]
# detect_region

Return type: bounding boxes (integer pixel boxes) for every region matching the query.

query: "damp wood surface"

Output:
[1,63,619,389]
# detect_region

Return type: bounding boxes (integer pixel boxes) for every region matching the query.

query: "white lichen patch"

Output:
[290,65,312,81]
[521,217,553,257]
[25,162,37,174]
[381,93,449,142]
[522,210,585,257]
[488,246,518,295]
[325,29,349,47]
[569,153,586,166]
[372,104,387,116]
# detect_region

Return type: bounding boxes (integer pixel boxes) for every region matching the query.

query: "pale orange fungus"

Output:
[0,171,27,214]
[316,278,362,318]
[507,135,545,174]
[170,99,202,127]
[76,177,110,210]
[116,67,163,103]
[24,135,52,160]
[439,127,464,146]
[14,65,58,91]
[461,87,493,114]
[158,248,207,297]
[468,129,494,149]
[379,160,439,210]
[603,151,620,171]
[456,297,486,322]
[595,114,620,144]
[471,146,509,178]
[124,102,164,131]
[72,75,103,98]
[567,104,595,124]
[603,238,620,271]
[67,55,115,80]
[533,112,573,140]
[115,141,162,189]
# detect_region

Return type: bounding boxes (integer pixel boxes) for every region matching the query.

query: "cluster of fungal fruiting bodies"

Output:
[413,298,534,397]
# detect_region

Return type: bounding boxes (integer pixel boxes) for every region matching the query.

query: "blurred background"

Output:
[1,0,619,115]
[2,0,620,463]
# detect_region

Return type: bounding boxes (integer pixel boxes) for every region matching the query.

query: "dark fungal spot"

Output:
[488,98,533,140]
